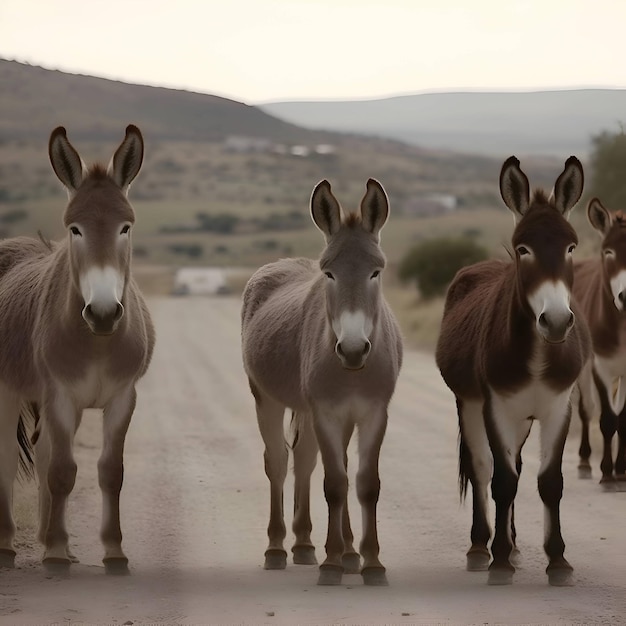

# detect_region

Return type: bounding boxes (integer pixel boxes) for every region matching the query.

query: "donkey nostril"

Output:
[114,303,124,322]
[620,292,626,304]
[538,313,547,328]
[567,312,575,328]
[363,340,372,357]
[336,342,345,358]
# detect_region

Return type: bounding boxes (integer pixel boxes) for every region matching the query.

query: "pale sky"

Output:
[1,0,625,104]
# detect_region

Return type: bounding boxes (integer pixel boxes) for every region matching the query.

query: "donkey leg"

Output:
[340,422,360,574]
[578,394,593,479]
[314,412,348,585]
[459,399,491,572]
[615,409,626,490]
[35,417,51,546]
[599,408,617,489]
[99,386,136,575]
[484,395,532,585]
[510,456,522,567]
[538,403,573,586]
[356,409,388,586]
[42,391,80,571]
[577,365,596,479]
[0,385,20,568]
[594,372,617,488]
[254,388,288,570]
[291,411,318,565]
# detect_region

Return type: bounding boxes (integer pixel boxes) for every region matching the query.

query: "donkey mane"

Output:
[532,189,550,204]
[87,163,110,179]
[343,212,362,227]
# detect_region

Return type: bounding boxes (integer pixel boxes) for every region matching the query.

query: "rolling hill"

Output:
[0,59,573,271]
[0,59,321,143]
[261,90,626,158]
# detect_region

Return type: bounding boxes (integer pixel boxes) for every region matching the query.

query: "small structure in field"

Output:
[171,267,230,296]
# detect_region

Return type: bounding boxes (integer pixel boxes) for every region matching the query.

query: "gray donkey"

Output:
[242,179,403,586]
[0,126,155,573]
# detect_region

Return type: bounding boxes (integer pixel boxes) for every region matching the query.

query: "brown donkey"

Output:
[574,198,626,488]
[436,157,590,586]
[242,179,402,586]
[0,126,155,573]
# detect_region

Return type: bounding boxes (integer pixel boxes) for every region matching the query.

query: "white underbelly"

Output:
[490,379,574,422]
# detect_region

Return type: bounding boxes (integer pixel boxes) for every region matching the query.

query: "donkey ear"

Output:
[587,197,611,235]
[48,126,87,193]
[499,156,530,220]
[107,124,144,193]
[552,156,584,215]
[360,178,389,238]
[311,180,342,240]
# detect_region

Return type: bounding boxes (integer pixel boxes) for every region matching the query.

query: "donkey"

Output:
[436,156,590,586]
[0,126,155,573]
[242,179,402,586]
[574,198,626,488]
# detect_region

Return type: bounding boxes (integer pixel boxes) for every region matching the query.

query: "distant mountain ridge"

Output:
[0,59,321,143]
[261,90,626,157]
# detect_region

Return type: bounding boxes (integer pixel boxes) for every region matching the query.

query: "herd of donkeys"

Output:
[0,125,623,589]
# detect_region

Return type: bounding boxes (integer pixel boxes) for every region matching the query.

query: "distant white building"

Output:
[172,267,229,296]
[290,145,311,157]
[223,136,272,153]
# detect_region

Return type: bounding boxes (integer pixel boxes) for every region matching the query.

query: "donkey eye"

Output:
[371,270,381,279]
[324,271,335,280]
[567,244,576,254]
[69,226,82,237]
[516,245,530,256]
[120,224,131,235]
[604,249,616,258]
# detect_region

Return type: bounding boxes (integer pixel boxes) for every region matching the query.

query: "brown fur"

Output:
[573,199,626,482]
[436,156,590,585]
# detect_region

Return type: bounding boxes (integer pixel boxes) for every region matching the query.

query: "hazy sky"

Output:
[1,0,625,104]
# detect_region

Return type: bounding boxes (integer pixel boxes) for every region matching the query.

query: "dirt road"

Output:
[2,296,626,625]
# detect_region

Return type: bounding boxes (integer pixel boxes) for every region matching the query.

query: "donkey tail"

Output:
[288,410,301,450]
[457,399,470,502]
[17,401,40,481]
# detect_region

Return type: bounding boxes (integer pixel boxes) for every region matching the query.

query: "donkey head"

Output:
[49,125,144,335]
[588,198,626,311]
[311,179,389,370]
[500,156,584,343]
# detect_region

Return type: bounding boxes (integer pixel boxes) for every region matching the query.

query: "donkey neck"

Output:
[482,264,539,393]
[588,260,626,356]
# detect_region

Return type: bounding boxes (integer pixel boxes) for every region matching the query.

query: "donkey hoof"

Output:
[317,564,343,586]
[292,545,317,565]
[577,465,592,479]
[0,548,16,568]
[488,565,514,585]
[264,549,287,570]
[342,552,361,574]
[547,562,573,587]
[103,557,130,576]
[466,548,490,572]
[43,557,71,576]
[600,477,617,492]
[362,566,388,586]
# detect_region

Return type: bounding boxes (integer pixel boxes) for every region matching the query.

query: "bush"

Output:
[398,237,488,298]
[589,129,626,208]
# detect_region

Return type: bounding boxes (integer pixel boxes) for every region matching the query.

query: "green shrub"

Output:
[398,237,488,298]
